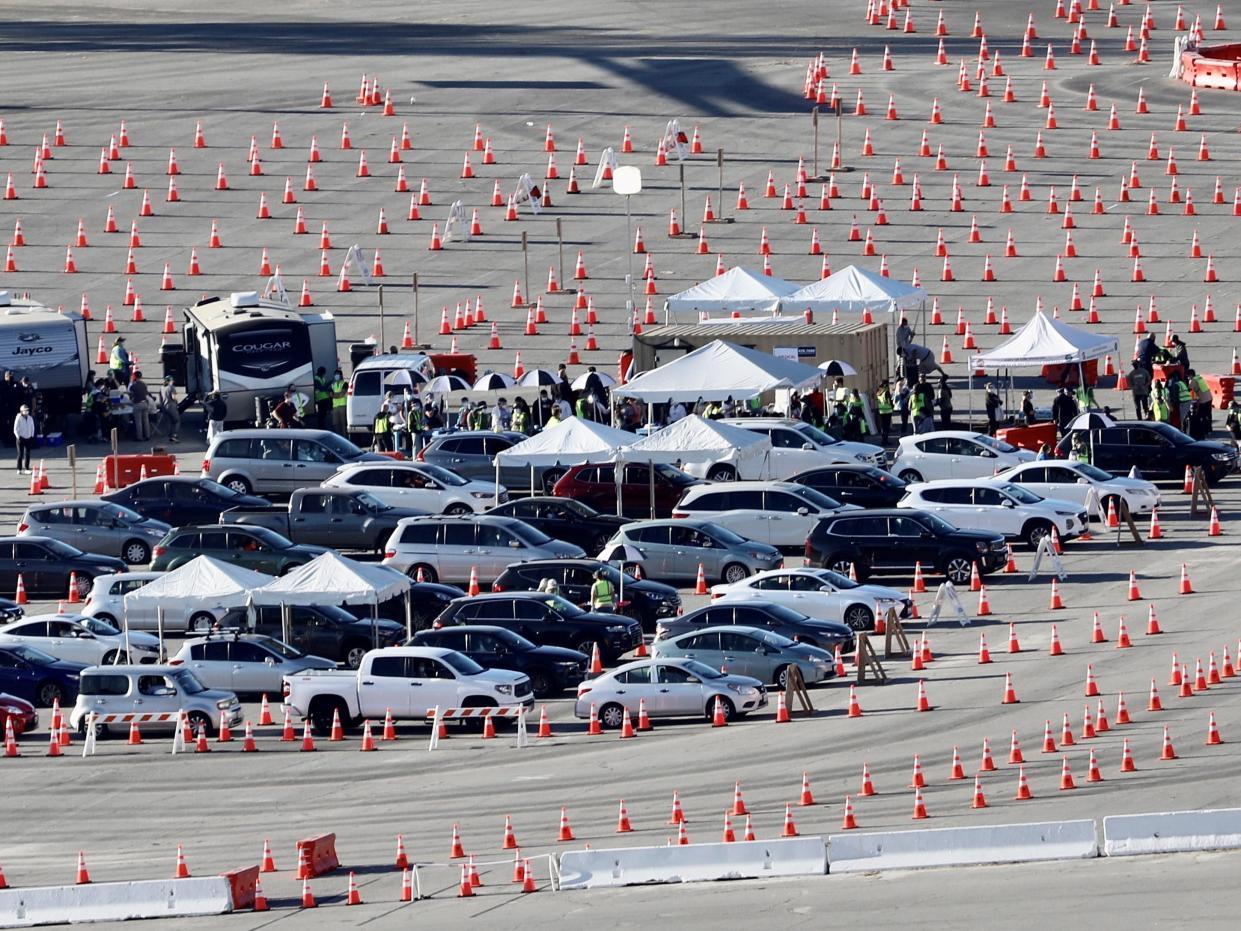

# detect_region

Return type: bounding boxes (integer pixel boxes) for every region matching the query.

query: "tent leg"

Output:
[405,591,412,640]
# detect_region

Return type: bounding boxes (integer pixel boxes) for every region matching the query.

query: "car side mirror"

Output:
[796,507,810,516]
[1076,478,1089,484]
[685,677,701,684]
[509,540,523,548]
[802,443,814,450]
[265,657,277,666]
[152,687,175,697]
[1001,499,1015,508]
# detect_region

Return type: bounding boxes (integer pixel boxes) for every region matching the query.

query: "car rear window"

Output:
[80,673,130,696]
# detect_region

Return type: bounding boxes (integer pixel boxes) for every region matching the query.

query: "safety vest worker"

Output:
[590,572,615,610]
[331,375,348,408]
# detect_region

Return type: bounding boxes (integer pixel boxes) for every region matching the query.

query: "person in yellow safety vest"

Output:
[330,368,347,435]
[1150,380,1171,423]
[590,570,616,611]
[108,336,131,384]
[313,366,332,430]
[1070,432,1091,464]
[874,381,893,444]
[372,407,391,451]
[1189,369,1212,439]
[1074,382,1097,413]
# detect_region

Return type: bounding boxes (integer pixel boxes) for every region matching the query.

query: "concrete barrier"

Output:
[0,877,233,927]
[1103,808,1241,857]
[558,837,826,889]
[827,820,1097,873]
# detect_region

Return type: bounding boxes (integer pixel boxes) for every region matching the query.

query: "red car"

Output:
[551,462,700,519]
[0,692,37,737]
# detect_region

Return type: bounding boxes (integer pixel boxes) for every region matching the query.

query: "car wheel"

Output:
[706,464,737,482]
[37,680,64,707]
[705,695,735,722]
[721,562,750,585]
[541,469,566,494]
[842,603,875,632]
[185,710,214,738]
[309,702,340,737]
[344,644,369,670]
[1023,520,1053,549]
[774,665,791,691]
[443,503,473,516]
[599,702,626,730]
[591,532,612,554]
[406,564,438,584]
[93,613,118,628]
[187,612,216,634]
[73,574,94,598]
[101,649,124,666]
[575,640,599,661]
[223,475,253,495]
[942,555,973,585]
[528,670,554,698]
[829,558,862,580]
[121,540,151,566]
[897,469,923,483]
[460,696,498,731]
[374,533,390,554]
[78,715,108,739]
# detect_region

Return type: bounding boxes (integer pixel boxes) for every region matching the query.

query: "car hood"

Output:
[799,619,854,639]
[945,527,1006,544]
[631,578,679,598]
[1012,449,1038,463]
[475,667,529,688]
[833,440,884,458]
[45,659,88,676]
[107,630,161,649]
[1190,440,1237,456]
[0,692,34,712]
[356,452,393,463]
[290,544,332,557]
[201,687,240,704]
[348,618,406,636]
[80,553,128,570]
[528,645,589,663]
[545,541,587,558]
[573,611,639,627]
[718,673,764,689]
[375,506,429,520]
[1104,478,1159,494]
[464,480,505,496]
[854,583,909,603]
[788,643,834,662]
[1036,497,1087,514]
[136,519,173,535]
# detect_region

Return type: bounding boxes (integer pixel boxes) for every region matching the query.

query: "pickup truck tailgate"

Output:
[282,669,357,714]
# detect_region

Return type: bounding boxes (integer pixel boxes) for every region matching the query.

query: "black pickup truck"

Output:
[221,488,425,552]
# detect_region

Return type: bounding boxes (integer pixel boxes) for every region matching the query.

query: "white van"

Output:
[347,354,435,441]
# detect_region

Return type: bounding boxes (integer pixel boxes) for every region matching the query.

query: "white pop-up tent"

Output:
[623,414,772,479]
[495,416,634,466]
[968,309,1118,368]
[664,267,801,322]
[617,339,823,403]
[779,265,926,316]
[123,556,274,646]
[251,551,413,640]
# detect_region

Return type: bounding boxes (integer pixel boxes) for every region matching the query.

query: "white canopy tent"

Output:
[779,264,927,316]
[616,340,824,403]
[624,414,772,479]
[968,310,1118,368]
[123,556,274,648]
[664,267,801,322]
[495,416,634,466]
[250,551,414,640]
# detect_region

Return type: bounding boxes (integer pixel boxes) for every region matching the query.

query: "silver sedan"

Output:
[574,658,766,728]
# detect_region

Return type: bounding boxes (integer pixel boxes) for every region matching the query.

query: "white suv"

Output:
[718,418,885,479]
[891,431,1035,483]
[898,479,1088,548]
[672,481,858,550]
[994,460,1162,516]
[322,461,505,514]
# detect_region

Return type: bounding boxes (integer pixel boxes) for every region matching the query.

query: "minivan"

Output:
[69,664,244,738]
[347,354,436,441]
[203,428,388,495]
[382,515,585,584]
[603,519,782,585]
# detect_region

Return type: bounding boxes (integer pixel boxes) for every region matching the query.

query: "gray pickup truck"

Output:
[220,488,426,552]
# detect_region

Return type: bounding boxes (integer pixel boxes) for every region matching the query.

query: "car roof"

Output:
[393,514,519,526]
[622,518,711,529]
[791,464,883,475]
[336,459,429,471]
[909,478,1011,488]
[452,592,553,603]
[182,633,274,646]
[682,480,804,495]
[27,500,115,510]
[214,428,343,441]
[92,571,161,583]
[81,664,179,674]
[371,646,456,658]
[503,558,609,571]
[666,625,772,638]
[22,614,90,623]
[823,508,906,518]
[421,625,519,637]
[0,535,56,544]
[352,354,431,373]
[719,417,797,425]
[901,430,988,443]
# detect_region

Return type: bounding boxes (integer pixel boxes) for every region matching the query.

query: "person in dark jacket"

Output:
[1051,387,1078,436]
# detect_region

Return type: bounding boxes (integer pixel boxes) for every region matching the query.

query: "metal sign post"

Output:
[556,219,565,287]
[377,285,385,351]
[812,107,819,179]
[412,273,419,347]
[521,232,530,307]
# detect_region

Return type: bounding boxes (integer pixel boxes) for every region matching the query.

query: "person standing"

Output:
[1190,369,1213,438]
[984,383,1002,434]
[12,403,34,474]
[874,381,893,444]
[589,570,616,611]
[1128,362,1152,420]
[156,377,180,442]
[313,366,332,430]
[108,337,131,385]
[205,391,227,443]
[893,378,910,437]
[330,368,348,435]
[371,406,391,451]
[128,370,152,442]
[1051,387,1077,437]
[0,371,15,448]
[937,375,954,430]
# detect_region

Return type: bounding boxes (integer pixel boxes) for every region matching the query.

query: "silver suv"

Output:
[69,664,243,738]
[382,515,585,585]
[202,428,387,496]
[18,501,170,566]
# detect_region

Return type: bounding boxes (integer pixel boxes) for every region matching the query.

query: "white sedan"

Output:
[709,567,912,631]
[891,431,1036,483]
[322,462,505,514]
[0,614,162,665]
[994,460,1162,516]
[899,479,1088,547]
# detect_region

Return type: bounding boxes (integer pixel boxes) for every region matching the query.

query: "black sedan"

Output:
[433,592,644,664]
[787,465,909,509]
[0,536,126,598]
[487,497,631,554]
[492,558,680,632]
[654,600,854,652]
[410,625,588,697]
[375,581,467,630]
[103,477,270,526]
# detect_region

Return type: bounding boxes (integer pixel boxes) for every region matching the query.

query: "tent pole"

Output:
[494,457,500,507]
[405,591,412,640]
[157,607,164,657]
[649,459,655,520]
[372,602,379,651]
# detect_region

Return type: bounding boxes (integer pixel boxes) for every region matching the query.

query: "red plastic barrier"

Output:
[220,865,259,910]
[102,453,177,489]
[1179,47,1241,92]
[295,834,339,878]
[1203,374,1235,410]
[1152,363,1185,383]
[1040,359,1098,388]
[997,422,1057,453]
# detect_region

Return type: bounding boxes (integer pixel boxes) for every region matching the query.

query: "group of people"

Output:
[1126,334,1212,438]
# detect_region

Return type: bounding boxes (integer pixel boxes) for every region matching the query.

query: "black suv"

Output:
[787,465,909,509]
[218,603,406,669]
[433,592,643,664]
[491,558,681,631]
[487,497,632,554]
[410,625,588,697]
[654,600,853,652]
[805,509,1006,585]
[1055,421,1238,484]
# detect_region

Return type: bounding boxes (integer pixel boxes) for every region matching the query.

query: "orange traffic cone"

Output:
[781,803,799,837]
[557,807,576,841]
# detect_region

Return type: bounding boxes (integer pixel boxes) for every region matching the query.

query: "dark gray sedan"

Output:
[18,501,170,566]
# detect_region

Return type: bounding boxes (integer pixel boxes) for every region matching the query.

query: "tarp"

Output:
[250,551,410,606]
[494,416,635,467]
[969,310,1119,368]
[779,265,926,315]
[617,340,824,403]
[665,267,800,320]
[624,414,771,475]
[123,556,272,612]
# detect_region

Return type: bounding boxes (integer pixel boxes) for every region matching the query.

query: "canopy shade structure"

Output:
[123,556,272,612]
[969,310,1119,369]
[624,414,772,475]
[665,267,801,320]
[617,339,824,403]
[494,416,635,467]
[779,265,927,315]
[250,551,410,606]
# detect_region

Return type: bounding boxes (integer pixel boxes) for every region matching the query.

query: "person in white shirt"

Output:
[12,403,34,474]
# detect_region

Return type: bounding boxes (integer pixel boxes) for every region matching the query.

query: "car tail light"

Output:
[415,448,426,461]
[491,582,503,592]
[282,681,291,697]
[152,546,166,558]
[384,550,396,559]
[168,658,182,666]
[710,592,722,600]
[577,684,592,697]
[671,511,688,518]
[346,382,354,396]
[200,458,210,473]
[15,522,26,534]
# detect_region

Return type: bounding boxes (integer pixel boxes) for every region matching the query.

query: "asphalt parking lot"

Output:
[1,0,1241,926]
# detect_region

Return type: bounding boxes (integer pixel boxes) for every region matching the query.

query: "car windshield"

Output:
[40,538,84,558]
[509,522,553,546]
[681,659,725,680]
[441,651,485,675]
[82,618,120,636]
[812,569,858,590]
[99,503,145,523]
[244,526,295,549]
[4,645,57,665]
[542,595,584,617]
[761,603,814,624]
[319,433,369,460]
[759,630,797,648]
[256,637,304,659]
[1147,422,1194,445]
[172,670,208,695]
[652,463,697,485]
[698,522,747,545]
[417,464,469,486]
[916,512,958,535]
[974,435,1019,454]
[559,499,595,517]
[1073,463,1114,482]
[997,483,1043,505]
[354,492,388,511]
[791,485,845,511]
[794,422,842,446]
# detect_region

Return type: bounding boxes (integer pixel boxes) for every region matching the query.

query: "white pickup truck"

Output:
[282,646,533,734]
